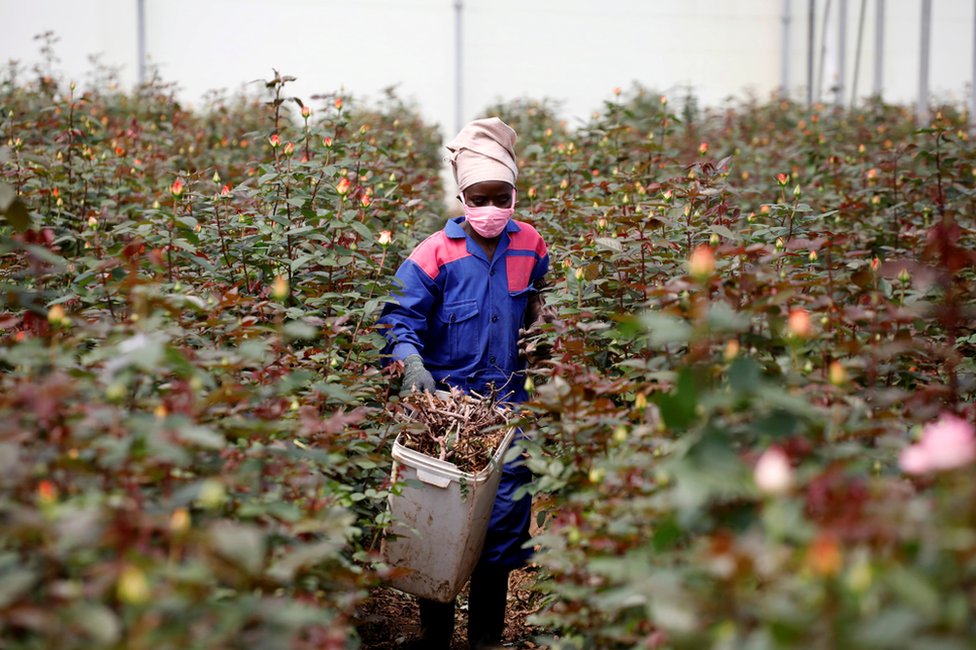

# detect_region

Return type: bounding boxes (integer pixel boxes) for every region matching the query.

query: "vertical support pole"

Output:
[836,0,847,106]
[807,0,816,106]
[781,0,792,98]
[817,0,833,103]
[873,0,885,97]
[972,0,976,130]
[137,0,146,86]
[850,0,867,108]
[918,0,931,124]
[454,0,463,135]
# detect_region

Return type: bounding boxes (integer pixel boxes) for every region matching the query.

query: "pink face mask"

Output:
[462,189,515,238]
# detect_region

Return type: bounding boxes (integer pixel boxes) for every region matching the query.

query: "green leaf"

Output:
[728,357,761,393]
[69,603,121,645]
[595,237,624,253]
[350,220,372,240]
[642,312,692,346]
[708,224,736,240]
[0,183,30,232]
[0,569,35,608]
[209,522,265,575]
[176,424,225,449]
[706,301,749,333]
[655,367,698,431]
[283,320,318,341]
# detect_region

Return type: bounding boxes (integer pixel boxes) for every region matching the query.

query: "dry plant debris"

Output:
[395,387,510,473]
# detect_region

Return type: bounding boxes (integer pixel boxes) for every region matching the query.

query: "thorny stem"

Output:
[787,193,799,242]
[284,154,294,287]
[213,192,235,278]
[933,128,946,220]
[65,85,75,215]
[167,194,176,283]
[341,246,388,372]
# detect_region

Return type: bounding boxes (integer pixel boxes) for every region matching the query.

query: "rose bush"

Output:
[501,87,976,649]
[1,49,444,648]
[2,45,975,649]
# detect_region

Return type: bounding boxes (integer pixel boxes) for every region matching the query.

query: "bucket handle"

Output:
[416,468,452,488]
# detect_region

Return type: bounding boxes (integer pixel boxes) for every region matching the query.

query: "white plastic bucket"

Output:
[381,425,516,602]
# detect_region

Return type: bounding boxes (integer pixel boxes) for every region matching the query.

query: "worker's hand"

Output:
[401,354,436,395]
[518,304,557,365]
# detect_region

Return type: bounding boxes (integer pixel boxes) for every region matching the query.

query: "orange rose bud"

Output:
[776,173,790,186]
[828,361,848,386]
[787,309,812,338]
[336,177,351,196]
[698,142,708,155]
[688,245,715,280]
[723,339,740,361]
[301,105,311,119]
[170,178,184,197]
[38,480,58,504]
[269,133,281,148]
[360,194,371,208]
[170,507,191,535]
[47,304,66,325]
[271,275,289,301]
[807,534,843,576]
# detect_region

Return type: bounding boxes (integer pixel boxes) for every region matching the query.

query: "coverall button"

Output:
[491,315,498,323]
[489,355,496,364]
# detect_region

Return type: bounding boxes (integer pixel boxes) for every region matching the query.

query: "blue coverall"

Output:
[379,215,549,569]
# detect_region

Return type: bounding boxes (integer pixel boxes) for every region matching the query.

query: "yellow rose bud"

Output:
[271,275,289,301]
[828,361,847,386]
[170,507,191,535]
[613,426,628,443]
[196,479,226,509]
[117,565,150,605]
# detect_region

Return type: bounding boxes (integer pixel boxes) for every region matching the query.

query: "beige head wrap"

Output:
[446,117,518,192]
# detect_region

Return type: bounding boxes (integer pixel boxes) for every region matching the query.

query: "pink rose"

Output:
[754,447,794,495]
[899,413,976,474]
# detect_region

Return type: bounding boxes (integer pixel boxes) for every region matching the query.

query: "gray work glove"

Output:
[401,354,435,395]
[519,302,558,365]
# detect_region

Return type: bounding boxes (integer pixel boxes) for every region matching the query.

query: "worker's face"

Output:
[461,180,514,208]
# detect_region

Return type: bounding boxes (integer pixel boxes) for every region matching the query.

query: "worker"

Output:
[379,117,550,649]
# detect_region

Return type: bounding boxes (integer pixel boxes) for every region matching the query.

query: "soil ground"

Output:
[356,568,546,649]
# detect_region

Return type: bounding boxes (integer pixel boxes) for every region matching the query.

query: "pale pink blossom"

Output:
[899,413,976,475]
[754,447,793,495]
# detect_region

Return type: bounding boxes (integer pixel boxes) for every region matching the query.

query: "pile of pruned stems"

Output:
[395,387,510,473]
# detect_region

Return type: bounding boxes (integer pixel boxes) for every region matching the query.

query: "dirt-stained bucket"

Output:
[381,426,516,602]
